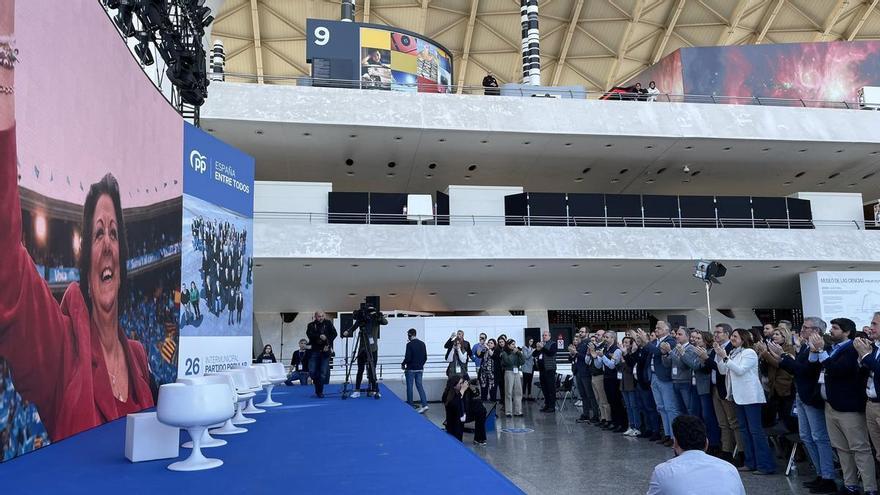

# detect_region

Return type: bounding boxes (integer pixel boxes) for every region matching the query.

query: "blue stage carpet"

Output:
[0,385,523,494]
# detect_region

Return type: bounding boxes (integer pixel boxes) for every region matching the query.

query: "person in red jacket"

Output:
[0,2,153,441]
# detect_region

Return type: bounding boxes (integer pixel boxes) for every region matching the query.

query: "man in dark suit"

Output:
[700,323,741,464]
[812,317,874,495]
[535,330,558,412]
[574,327,600,423]
[772,317,836,494]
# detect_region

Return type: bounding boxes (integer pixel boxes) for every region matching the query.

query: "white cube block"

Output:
[125,412,180,462]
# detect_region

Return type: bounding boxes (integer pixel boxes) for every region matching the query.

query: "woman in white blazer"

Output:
[715,328,776,475]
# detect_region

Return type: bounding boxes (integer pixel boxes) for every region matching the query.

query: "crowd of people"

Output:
[0,358,51,461]
[433,314,880,494]
[120,269,180,387]
[189,215,250,328]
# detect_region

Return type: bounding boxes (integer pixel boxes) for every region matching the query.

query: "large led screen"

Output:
[306,19,453,93]
[0,0,183,461]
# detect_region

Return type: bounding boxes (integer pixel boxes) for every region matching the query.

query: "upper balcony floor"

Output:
[200,82,880,199]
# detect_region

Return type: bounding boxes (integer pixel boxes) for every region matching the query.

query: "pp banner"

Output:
[178,123,255,377]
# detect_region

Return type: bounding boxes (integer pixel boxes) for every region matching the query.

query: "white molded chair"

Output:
[240,367,266,415]
[255,363,286,407]
[219,369,257,426]
[207,373,249,435]
[156,383,233,471]
[177,376,234,448]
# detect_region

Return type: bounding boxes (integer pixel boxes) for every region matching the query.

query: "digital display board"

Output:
[306,19,453,93]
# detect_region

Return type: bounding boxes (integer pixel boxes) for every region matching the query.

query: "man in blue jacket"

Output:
[771,317,836,494]
[402,328,429,413]
[811,317,874,495]
[636,321,680,447]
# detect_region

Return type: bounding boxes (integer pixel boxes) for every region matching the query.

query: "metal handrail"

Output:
[255,210,880,230]
[216,73,863,110]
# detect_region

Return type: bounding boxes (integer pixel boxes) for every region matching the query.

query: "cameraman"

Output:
[343,305,387,398]
[306,311,337,398]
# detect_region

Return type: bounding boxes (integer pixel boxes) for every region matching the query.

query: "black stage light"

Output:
[113,6,136,37]
[693,260,727,284]
[134,37,154,66]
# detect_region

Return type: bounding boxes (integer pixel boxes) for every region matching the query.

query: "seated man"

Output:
[284,339,310,386]
[647,415,745,495]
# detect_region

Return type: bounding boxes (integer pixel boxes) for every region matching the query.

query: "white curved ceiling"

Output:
[212,0,880,91]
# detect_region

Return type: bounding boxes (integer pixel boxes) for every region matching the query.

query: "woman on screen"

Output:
[0,2,153,441]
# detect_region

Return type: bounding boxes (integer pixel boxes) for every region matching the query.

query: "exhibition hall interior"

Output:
[3,0,880,493]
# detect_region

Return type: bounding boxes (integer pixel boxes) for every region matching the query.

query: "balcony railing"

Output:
[217,74,864,110]
[256,211,880,230]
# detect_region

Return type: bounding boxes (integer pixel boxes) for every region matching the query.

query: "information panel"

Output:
[178,123,255,377]
[800,271,880,330]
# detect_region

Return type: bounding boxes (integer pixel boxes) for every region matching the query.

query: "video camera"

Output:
[346,296,388,336]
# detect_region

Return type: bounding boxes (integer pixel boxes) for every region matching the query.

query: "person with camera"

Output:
[306,311,337,398]
[502,339,525,417]
[444,330,471,374]
[443,374,487,446]
[477,338,498,401]
[445,336,469,377]
[472,333,488,369]
[402,328,428,413]
[522,338,536,401]
[343,307,387,399]
[534,330,558,412]
[495,336,507,413]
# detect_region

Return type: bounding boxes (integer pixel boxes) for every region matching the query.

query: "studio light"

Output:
[134,33,154,66]
[694,259,727,330]
[693,260,727,284]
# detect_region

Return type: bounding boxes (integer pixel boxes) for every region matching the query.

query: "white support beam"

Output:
[260,1,306,35]
[475,18,521,51]
[250,0,264,84]
[552,0,584,86]
[846,0,878,40]
[717,0,752,45]
[418,0,429,34]
[261,43,309,76]
[650,0,685,65]
[430,17,467,38]
[364,0,371,23]
[755,0,785,44]
[607,0,645,89]
[815,0,850,41]
[226,42,254,62]
[215,1,249,24]
[456,0,480,93]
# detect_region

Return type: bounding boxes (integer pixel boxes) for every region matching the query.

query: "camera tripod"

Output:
[341,326,380,400]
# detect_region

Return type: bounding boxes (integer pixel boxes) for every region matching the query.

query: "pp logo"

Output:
[189,150,208,174]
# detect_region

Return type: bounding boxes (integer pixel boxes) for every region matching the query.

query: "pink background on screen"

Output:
[15,0,182,208]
